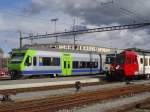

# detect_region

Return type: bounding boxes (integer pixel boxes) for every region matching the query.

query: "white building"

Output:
[24,43,119,54]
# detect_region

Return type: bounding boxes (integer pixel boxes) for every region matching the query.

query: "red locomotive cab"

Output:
[110,51,139,80]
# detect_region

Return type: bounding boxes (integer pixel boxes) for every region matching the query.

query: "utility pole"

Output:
[73,18,77,49]
[29,33,34,45]
[19,31,22,48]
[51,18,58,44]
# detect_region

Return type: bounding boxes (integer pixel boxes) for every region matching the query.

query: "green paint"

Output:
[61,53,72,76]
[8,49,37,72]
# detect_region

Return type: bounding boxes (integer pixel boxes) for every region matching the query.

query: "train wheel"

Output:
[10,71,17,80]
[119,75,126,82]
[10,74,16,80]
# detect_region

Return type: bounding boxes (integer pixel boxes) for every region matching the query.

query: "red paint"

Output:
[111,50,139,77]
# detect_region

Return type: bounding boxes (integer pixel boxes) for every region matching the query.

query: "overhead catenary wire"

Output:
[100,0,149,23]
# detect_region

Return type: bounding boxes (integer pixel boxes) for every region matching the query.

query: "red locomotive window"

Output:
[140,58,143,64]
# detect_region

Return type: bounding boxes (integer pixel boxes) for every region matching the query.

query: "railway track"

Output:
[0,83,149,112]
[110,98,150,112]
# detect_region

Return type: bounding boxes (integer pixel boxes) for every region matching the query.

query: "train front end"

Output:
[109,51,138,81]
[8,49,27,79]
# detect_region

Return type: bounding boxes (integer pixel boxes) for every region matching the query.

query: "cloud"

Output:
[1,0,150,54]
[28,0,150,25]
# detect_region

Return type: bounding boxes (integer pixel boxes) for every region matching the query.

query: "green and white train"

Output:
[8,48,105,79]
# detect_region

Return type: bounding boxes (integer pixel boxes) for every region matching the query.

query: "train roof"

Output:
[126,48,150,53]
[125,48,150,56]
[12,47,101,55]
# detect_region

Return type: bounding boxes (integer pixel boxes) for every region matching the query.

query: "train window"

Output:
[140,58,143,64]
[149,59,150,65]
[144,58,148,66]
[33,57,37,66]
[42,57,51,66]
[42,57,60,66]
[73,61,92,68]
[79,62,83,68]
[68,62,70,69]
[94,62,98,68]
[25,56,32,66]
[73,61,78,68]
[53,58,60,66]
[82,62,86,68]
[87,62,91,68]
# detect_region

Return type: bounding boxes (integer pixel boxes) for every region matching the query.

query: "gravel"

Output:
[0,75,102,85]
[0,79,148,101]
[58,92,150,112]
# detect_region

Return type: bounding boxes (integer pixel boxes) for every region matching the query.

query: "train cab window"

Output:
[33,57,37,66]
[140,58,143,64]
[25,56,32,66]
[116,55,124,64]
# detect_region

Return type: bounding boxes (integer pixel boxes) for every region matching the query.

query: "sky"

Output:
[0,0,150,56]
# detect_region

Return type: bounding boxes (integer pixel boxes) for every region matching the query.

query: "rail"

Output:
[0,83,149,112]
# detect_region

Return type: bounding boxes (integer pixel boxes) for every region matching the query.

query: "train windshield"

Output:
[105,54,116,64]
[116,54,125,64]
[10,53,25,64]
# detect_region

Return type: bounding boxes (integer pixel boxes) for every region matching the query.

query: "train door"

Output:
[138,55,144,74]
[61,53,72,76]
[125,55,138,76]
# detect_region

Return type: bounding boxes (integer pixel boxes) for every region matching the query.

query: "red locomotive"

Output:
[108,48,150,81]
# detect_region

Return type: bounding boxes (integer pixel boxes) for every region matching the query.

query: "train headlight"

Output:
[116,65,120,70]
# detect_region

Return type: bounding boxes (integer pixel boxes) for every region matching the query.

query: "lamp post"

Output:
[51,18,59,44]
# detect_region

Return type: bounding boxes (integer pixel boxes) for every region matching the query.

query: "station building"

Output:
[24,43,120,54]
